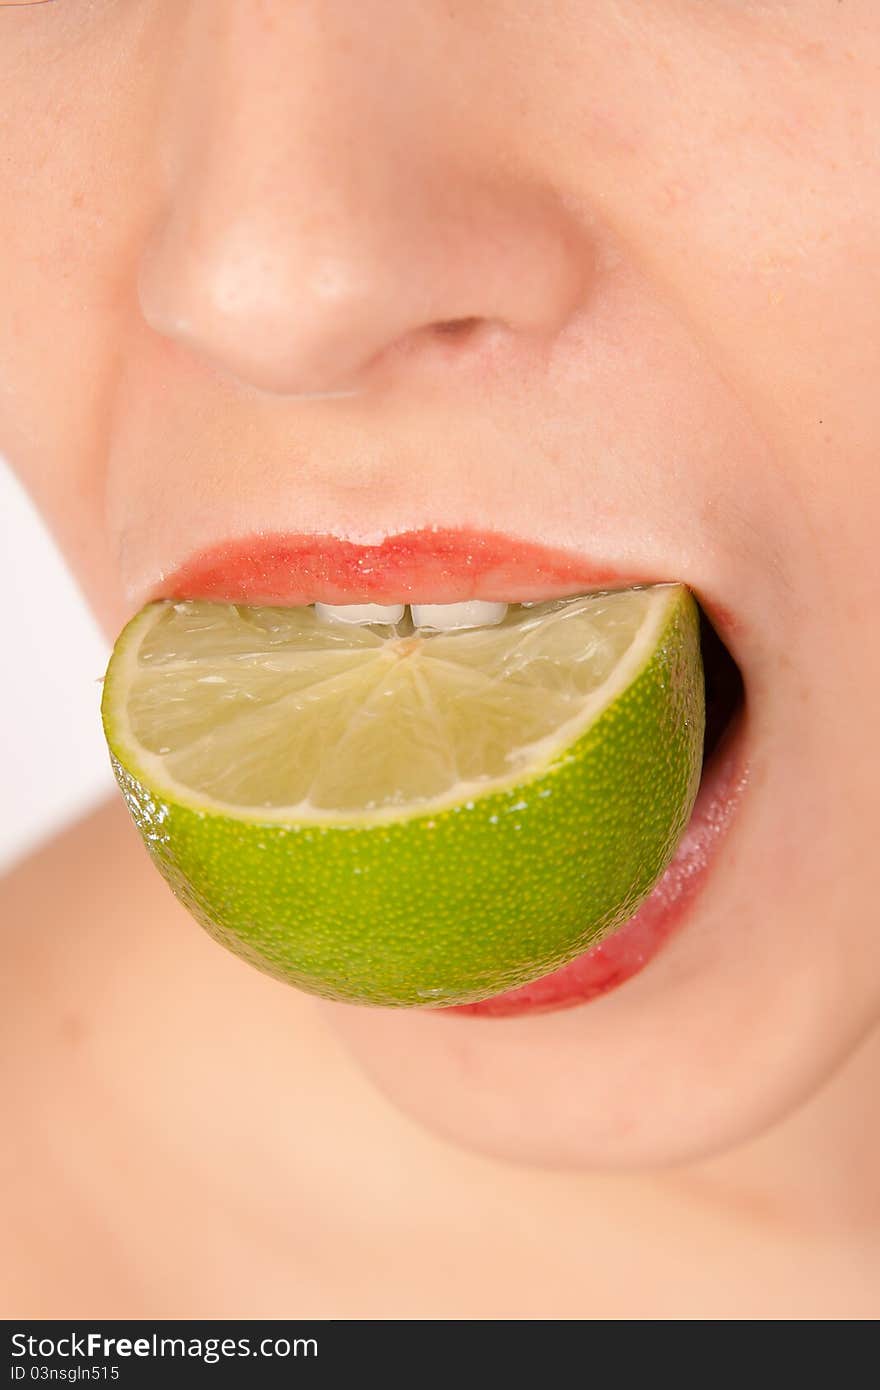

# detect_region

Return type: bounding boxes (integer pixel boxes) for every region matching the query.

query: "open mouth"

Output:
[153,528,749,1016]
[450,605,747,1017]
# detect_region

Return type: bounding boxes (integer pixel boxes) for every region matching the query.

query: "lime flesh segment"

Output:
[102,584,705,1007]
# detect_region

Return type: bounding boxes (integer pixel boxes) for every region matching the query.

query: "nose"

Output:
[138,1,590,398]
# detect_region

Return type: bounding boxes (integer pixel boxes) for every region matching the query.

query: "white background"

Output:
[0,459,113,874]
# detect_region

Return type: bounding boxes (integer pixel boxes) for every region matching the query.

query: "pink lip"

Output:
[449,711,748,1018]
[157,528,656,608]
[157,526,739,647]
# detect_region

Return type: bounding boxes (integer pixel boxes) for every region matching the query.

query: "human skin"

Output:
[1,0,880,1316]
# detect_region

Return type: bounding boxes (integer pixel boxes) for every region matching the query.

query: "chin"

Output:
[321,1000,853,1174]
[319,850,871,1172]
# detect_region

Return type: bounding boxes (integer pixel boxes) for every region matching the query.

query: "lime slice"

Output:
[102,584,704,1007]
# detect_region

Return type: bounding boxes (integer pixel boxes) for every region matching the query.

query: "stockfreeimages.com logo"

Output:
[11,1332,317,1368]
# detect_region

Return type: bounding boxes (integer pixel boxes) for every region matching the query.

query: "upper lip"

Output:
[148,527,749,750]
[154,526,673,609]
[148,527,746,680]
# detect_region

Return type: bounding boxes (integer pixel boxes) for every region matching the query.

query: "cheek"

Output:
[0,254,120,632]
[0,13,160,637]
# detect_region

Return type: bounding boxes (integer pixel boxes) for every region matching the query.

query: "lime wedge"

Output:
[102,584,704,1006]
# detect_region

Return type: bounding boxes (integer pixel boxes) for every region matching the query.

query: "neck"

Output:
[670,1021,880,1232]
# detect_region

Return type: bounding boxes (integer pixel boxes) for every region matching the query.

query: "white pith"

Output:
[106,585,679,826]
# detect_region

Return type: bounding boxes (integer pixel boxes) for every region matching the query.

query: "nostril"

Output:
[430,316,484,338]
[379,314,497,375]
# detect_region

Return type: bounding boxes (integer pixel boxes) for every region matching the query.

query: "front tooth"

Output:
[410,601,508,631]
[315,602,404,625]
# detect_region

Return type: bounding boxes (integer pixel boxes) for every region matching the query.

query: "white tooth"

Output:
[410,601,508,631]
[314,602,404,625]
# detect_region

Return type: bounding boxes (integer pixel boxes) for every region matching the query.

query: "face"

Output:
[3,0,879,1169]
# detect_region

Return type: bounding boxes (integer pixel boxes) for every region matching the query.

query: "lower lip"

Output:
[446,711,748,1019]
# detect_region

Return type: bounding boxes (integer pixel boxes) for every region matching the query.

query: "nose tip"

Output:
[139,189,589,398]
[140,229,392,396]
[136,4,591,400]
